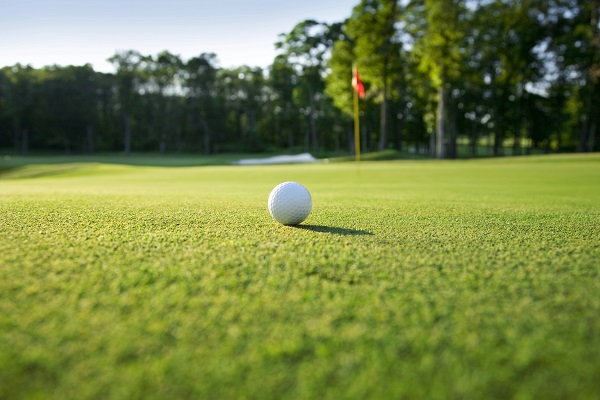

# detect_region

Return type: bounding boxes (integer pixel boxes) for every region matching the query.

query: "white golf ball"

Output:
[268,181,312,225]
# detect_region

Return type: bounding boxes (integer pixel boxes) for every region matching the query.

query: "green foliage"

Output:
[1,155,599,399]
[346,0,402,97]
[325,40,354,118]
[412,0,467,87]
[341,0,405,150]
[275,20,347,153]
[0,1,598,156]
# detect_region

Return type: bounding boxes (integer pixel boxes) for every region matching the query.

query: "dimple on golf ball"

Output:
[268,182,312,225]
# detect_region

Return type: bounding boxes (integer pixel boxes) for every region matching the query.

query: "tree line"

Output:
[0,0,597,158]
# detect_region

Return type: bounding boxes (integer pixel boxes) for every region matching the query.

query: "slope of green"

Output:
[1,154,599,399]
[0,153,255,172]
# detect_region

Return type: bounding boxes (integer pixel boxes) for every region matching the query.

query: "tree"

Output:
[145,51,183,153]
[218,66,266,151]
[268,55,300,149]
[0,69,9,150]
[473,0,549,156]
[550,0,600,152]
[276,20,343,153]
[2,65,39,155]
[410,0,468,159]
[93,72,119,152]
[108,50,147,156]
[35,65,98,154]
[3,2,597,159]
[346,0,404,151]
[185,53,219,154]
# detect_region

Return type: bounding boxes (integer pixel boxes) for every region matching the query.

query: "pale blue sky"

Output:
[1,0,357,72]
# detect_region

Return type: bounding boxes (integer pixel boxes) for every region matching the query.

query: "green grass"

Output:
[329,149,429,162]
[1,154,599,399]
[0,152,252,171]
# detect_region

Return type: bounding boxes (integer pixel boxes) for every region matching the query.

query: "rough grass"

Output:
[1,154,599,399]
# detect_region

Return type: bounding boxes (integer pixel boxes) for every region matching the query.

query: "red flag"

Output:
[352,67,365,98]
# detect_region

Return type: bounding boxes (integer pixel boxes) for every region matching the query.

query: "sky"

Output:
[1,0,358,73]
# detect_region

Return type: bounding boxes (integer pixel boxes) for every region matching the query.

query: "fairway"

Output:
[1,154,599,399]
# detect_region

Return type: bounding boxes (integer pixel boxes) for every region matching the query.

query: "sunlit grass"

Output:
[1,154,599,399]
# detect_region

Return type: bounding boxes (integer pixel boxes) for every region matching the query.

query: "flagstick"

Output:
[353,87,360,164]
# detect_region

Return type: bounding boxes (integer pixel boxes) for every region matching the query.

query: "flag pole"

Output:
[353,86,360,163]
[352,66,361,163]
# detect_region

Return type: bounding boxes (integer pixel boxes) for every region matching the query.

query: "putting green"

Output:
[1,154,599,399]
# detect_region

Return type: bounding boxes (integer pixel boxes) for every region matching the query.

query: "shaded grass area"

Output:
[328,149,429,162]
[0,154,599,399]
[0,149,425,173]
[0,152,250,171]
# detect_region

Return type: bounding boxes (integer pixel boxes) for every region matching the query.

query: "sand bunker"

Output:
[234,153,318,165]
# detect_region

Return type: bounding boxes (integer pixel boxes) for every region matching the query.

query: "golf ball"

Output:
[268,182,312,225]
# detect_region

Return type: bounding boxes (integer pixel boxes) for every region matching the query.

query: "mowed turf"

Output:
[0,154,599,399]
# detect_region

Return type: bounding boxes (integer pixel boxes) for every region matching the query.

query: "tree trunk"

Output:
[87,125,94,154]
[286,103,294,149]
[447,104,457,159]
[556,114,562,151]
[304,116,310,152]
[578,84,594,152]
[124,114,132,156]
[236,110,243,142]
[202,119,211,155]
[435,86,448,159]
[14,127,19,154]
[308,91,318,153]
[512,98,520,156]
[378,96,388,151]
[494,132,503,156]
[513,121,521,156]
[470,118,478,156]
[396,106,404,151]
[578,116,591,152]
[493,104,504,157]
[21,129,28,156]
[494,90,505,156]
[176,128,183,154]
[429,129,436,158]
[310,110,318,153]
